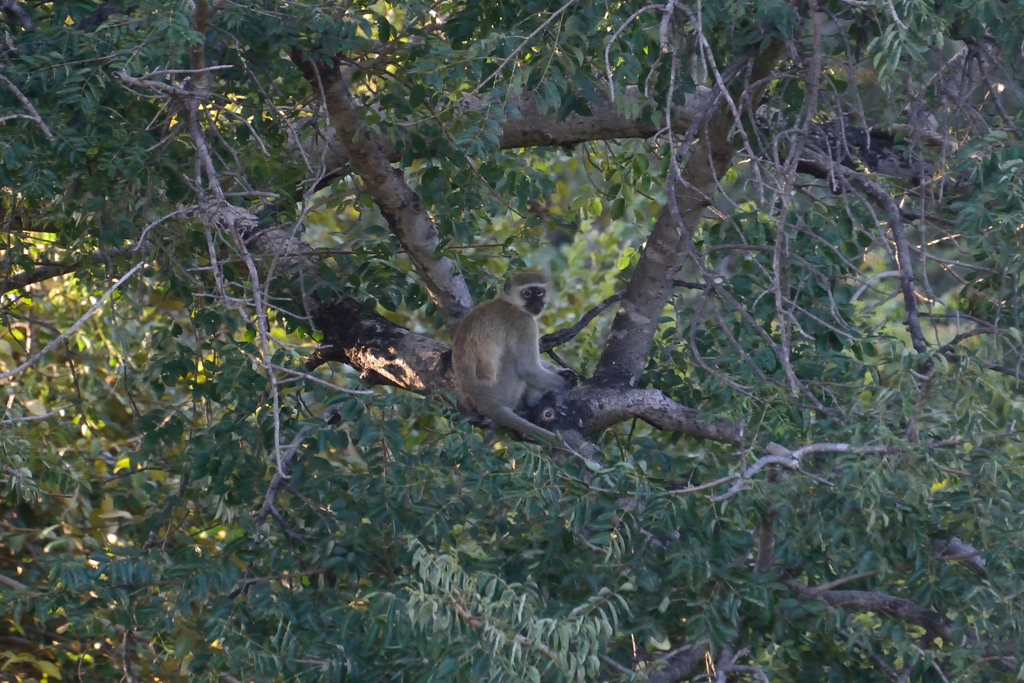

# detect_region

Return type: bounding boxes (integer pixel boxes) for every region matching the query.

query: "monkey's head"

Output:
[503,271,551,316]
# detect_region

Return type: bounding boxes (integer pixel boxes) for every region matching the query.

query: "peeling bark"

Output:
[307,297,454,392]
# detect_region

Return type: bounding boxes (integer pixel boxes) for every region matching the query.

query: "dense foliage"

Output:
[2,0,1024,681]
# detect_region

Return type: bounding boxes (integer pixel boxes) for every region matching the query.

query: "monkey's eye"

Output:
[522,287,545,300]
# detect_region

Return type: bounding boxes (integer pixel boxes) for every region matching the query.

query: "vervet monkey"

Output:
[452,271,577,445]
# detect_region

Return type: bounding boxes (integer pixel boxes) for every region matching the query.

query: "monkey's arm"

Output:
[517,335,574,392]
[521,365,573,392]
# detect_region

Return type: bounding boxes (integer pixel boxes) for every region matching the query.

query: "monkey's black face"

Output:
[519,286,547,315]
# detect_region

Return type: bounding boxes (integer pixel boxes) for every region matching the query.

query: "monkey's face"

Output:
[519,285,547,315]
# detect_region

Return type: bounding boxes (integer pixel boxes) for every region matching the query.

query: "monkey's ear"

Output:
[503,279,513,295]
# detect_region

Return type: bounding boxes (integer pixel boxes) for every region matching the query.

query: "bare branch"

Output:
[251,404,348,547]
[710,442,855,501]
[805,151,930,366]
[0,573,30,591]
[470,0,578,97]
[0,72,53,142]
[0,216,174,296]
[541,280,704,352]
[1,406,68,424]
[0,261,146,382]
[121,630,139,683]
[540,292,623,351]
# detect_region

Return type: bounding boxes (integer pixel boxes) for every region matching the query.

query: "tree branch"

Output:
[0,245,150,296]
[560,386,741,443]
[592,43,782,388]
[299,86,715,173]
[540,292,623,351]
[801,151,930,368]
[0,71,53,142]
[647,642,709,683]
[783,577,953,642]
[0,261,146,382]
[0,0,34,31]
[295,53,473,330]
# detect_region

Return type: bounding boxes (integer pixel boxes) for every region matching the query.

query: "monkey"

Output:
[452,271,577,445]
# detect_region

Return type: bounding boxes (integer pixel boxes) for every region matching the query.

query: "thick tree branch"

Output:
[647,642,709,683]
[592,44,782,388]
[306,297,454,391]
[590,116,730,388]
[555,386,741,443]
[295,53,472,330]
[299,87,714,173]
[783,577,953,642]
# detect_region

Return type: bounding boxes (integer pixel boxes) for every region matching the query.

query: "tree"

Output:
[2,0,1023,680]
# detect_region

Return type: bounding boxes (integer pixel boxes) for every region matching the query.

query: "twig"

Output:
[271,363,376,395]
[603,4,666,102]
[541,279,704,351]
[540,292,623,351]
[600,654,635,676]
[268,506,314,543]
[470,0,579,97]
[114,71,201,99]
[0,203,186,295]
[0,573,30,591]
[121,630,139,683]
[233,568,330,592]
[670,441,859,501]
[250,404,346,547]
[226,212,285,475]
[850,270,902,305]
[0,261,146,382]
[450,597,559,663]
[0,72,52,141]
[140,65,236,78]
[810,570,879,593]
[0,406,68,424]
[808,153,930,366]
[886,0,908,30]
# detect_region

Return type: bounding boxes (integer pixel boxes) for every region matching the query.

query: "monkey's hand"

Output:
[557,368,580,388]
